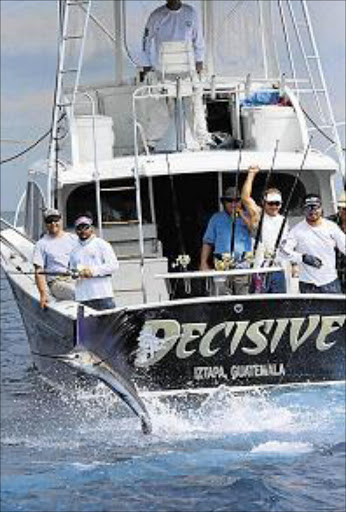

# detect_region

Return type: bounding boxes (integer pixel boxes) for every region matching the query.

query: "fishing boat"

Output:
[1,0,345,392]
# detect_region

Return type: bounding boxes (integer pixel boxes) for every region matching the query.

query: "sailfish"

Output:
[56,306,152,434]
[57,346,152,434]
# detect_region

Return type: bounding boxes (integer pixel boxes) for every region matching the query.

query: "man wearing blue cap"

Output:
[280,194,346,294]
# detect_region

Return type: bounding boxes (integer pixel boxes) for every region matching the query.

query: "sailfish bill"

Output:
[56,346,152,435]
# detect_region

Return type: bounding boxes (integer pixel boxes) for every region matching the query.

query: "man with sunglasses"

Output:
[280,194,346,294]
[241,165,288,293]
[69,214,119,311]
[33,209,78,309]
[200,186,252,294]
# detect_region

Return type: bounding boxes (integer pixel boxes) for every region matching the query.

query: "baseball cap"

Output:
[221,186,239,200]
[264,192,282,203]
[43,208,61,220]
[303,194,321,208]
[74,215,93,227]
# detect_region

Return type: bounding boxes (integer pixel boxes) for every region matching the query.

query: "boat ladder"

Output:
[47,0,92,205]
[278,0,344,176]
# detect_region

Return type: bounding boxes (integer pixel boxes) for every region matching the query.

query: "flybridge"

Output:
[57,150,337,185]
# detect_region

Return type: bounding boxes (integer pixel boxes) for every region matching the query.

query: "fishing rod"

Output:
[269,137,313,266]
[7,267,111,279]
[251,139,280,268]
[230,140,243,260]
[166,154,189,270]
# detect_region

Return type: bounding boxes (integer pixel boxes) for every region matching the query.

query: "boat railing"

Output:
[155,266,284,297]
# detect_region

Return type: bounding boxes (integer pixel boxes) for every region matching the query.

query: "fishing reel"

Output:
[172,254,191,271]
[214,253,235,271]
[235,251,254,269]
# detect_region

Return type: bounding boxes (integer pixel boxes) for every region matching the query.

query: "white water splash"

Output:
[251,440,313,454]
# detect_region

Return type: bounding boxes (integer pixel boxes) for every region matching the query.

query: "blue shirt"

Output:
[203,211,252,259]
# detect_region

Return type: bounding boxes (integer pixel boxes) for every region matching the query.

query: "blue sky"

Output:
[1,0,345,211]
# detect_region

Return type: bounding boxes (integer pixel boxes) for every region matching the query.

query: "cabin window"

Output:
[65,179,152,227]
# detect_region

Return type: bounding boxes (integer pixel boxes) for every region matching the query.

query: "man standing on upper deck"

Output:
[142,0,204,76]
[141,0,213,149]
[241,165,288,293]
[279,194,346,294]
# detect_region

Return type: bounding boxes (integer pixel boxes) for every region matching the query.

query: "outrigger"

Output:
[1,0,345,392]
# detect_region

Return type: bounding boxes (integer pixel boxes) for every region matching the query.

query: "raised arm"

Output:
[241,165,261,228]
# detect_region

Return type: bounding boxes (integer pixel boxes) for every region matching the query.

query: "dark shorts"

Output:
[299,279,342,294]
[80,298,116,311]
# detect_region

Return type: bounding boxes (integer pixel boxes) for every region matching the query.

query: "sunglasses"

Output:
[266,201,281,207]
[45,217,61,224]
[224,197,241,203]
[76,224,92,231]
[304,204,321,212]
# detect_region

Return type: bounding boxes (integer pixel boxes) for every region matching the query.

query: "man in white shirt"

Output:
[280,194,346,294]
[33,208,78,309]
[141,0,213,149]
[69,214,119,311]
[142,0,204,75]
[241,165,288,293]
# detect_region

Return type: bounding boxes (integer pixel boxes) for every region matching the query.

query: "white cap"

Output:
[265,192,282,203]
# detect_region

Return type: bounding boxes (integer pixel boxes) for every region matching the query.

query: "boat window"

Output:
[65,179,152,228]
[153,172,218,269]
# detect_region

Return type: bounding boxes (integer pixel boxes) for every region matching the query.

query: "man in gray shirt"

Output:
[32,209,78,308]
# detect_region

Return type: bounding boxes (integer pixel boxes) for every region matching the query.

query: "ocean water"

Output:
[1,271,345,512]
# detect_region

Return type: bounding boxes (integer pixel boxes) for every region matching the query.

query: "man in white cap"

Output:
[69,213,119,311]
[142,0,204,76]
[241,165,288,293]
[33,208,78,309]
[280,194,346,294]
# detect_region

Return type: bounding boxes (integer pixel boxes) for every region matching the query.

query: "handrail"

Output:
[155,266,283,280]
[74,91,103,239]
[13,190,26,228]
[0,217,34,244]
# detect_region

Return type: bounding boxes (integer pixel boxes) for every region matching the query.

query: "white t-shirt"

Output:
[33,232,78,281]
[254,213,288,266]
[279,218,346,286]
[69,236,119,301]
[141,4,204,68]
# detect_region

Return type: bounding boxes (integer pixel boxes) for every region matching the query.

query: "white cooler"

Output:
[73,115,114,164]
[241,106,303,151]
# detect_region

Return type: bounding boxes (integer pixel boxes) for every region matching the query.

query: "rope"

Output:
[301,106,345,152]
[0,113,66,166]
[0,129,52,165]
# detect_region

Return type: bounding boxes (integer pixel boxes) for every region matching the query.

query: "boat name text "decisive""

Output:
[135,314,345,367]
